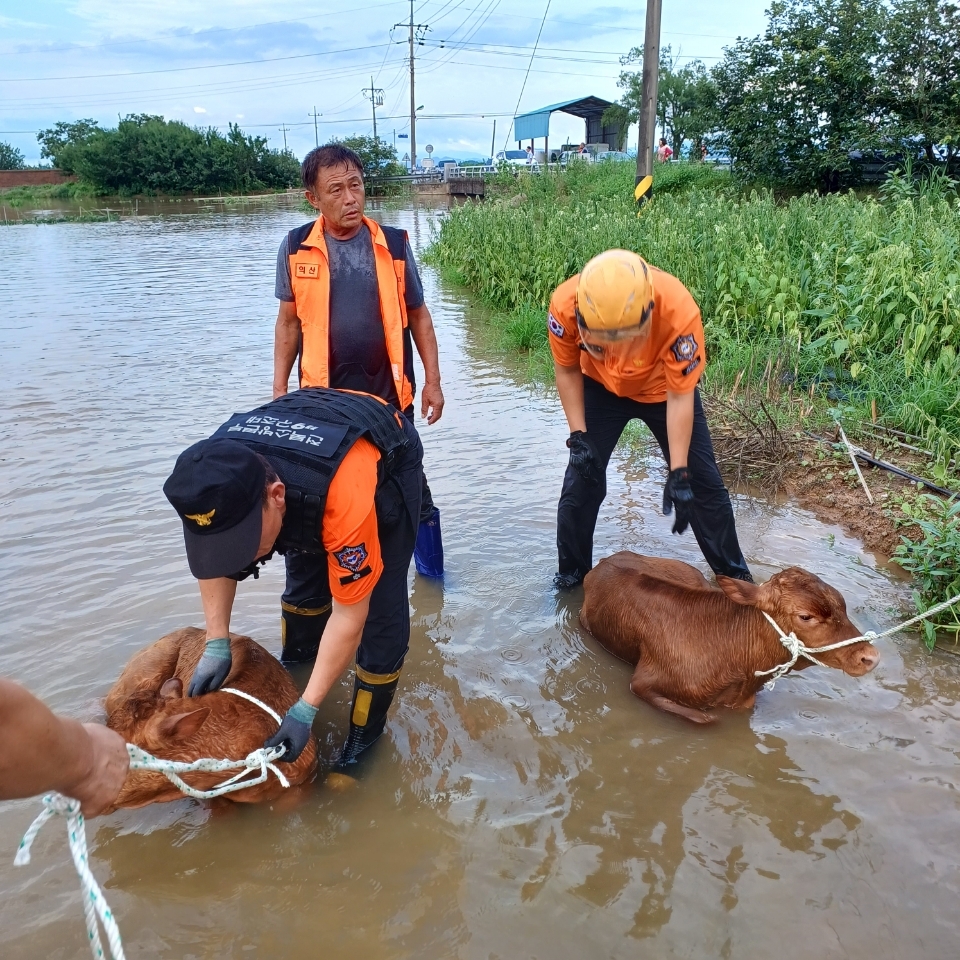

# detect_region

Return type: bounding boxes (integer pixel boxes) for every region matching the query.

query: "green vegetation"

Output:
[609,0,959,190]
[0,181,97,206]
[427,160,960,643]
[0,141,26,169]
[333,135,407,194]
[37,115,300,195]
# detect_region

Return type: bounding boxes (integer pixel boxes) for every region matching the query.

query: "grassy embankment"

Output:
[426,161,960,645]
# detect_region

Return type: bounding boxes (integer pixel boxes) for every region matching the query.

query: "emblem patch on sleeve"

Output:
[548,312,565,338]
[682,356,702,376]
[334,543,368,572]
[670,334,699,363]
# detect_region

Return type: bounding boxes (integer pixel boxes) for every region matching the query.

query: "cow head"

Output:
[716,568,880,676]
[106,677,212,808]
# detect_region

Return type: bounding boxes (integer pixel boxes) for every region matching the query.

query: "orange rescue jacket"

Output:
[288,215,413,411]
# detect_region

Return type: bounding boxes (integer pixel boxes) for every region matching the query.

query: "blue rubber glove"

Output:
[264,697,317,763]
[187,637,232,697]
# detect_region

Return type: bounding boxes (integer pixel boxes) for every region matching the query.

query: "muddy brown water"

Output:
[1,201,959,959]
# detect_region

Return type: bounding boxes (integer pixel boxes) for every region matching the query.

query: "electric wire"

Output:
[503,0,552,151]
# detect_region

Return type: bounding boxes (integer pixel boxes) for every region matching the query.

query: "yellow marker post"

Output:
[634,175,653,215]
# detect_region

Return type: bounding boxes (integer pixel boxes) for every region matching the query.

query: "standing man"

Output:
[163,387,423,765]
[548,249,752,590]
[272,143,444,658]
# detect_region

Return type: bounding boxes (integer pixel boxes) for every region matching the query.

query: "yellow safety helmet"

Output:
[576,249,655,339]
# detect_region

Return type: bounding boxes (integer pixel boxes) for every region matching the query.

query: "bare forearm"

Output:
[408,305,441,384]
[666,390,694,469]
[0,680,96,801]
[198,577,237,640]
[554,362,587,433]
[302,597,369,707]
[273,305,300,397]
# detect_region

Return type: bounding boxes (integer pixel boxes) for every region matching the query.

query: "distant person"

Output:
[657,138,674,162]
[577,142,587,155]
[546,249,753,590]
[272,143,445,659]
[164,387,424,765]
[526,145,535,164]
[0,678,129,816]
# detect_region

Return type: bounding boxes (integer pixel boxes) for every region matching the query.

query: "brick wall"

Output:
[0,170,77,188]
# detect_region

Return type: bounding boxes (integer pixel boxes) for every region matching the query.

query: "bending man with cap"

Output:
[548,249,752,590]
[163,387,423,765]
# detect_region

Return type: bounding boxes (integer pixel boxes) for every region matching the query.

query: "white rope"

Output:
[15,794,126,960]
[756,592,960,688]
[14,685,293,958]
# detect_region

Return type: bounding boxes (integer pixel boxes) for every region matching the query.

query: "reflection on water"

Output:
[1,202,959,959]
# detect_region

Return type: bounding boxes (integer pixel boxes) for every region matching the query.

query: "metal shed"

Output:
[513,95,620,158]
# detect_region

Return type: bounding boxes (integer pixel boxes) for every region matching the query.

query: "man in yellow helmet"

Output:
[547,249,752,589]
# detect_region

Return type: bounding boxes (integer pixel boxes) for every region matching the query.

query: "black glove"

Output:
[662,467,695,535]
[187,637,232,697]
[566,431,602,486]
[264,698,317,764]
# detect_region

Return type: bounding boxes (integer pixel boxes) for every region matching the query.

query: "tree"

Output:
[336,135,406,182]
[600,104,633,151]
[712,0,887,191]
[879,0,960,168]
[0,141,26,169]
[37,119,101,170]
[614,46,719,159]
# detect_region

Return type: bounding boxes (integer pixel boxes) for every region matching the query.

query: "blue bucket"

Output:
[414,506,444,578]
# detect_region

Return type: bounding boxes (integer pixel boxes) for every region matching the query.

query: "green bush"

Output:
[38,115,300,195]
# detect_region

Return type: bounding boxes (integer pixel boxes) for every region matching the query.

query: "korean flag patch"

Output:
[670,334,698,363]
[548,312,565,339]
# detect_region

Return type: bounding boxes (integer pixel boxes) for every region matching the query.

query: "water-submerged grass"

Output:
[427,162,960,644]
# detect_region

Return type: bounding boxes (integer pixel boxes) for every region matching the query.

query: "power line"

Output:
[0,41,393,83]
[505,0,552,151]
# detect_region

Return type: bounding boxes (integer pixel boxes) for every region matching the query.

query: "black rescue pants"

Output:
[557,377,751,583]
[280,414,423,673]
[403,403,435,524]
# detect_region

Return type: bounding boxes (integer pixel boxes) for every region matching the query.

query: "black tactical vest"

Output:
[210,388,409,558]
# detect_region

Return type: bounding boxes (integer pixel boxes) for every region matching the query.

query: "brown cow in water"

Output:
[580,552,880,723]
[103,627,317,808]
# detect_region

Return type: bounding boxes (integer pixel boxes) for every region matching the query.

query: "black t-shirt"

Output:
[275,223,425,407]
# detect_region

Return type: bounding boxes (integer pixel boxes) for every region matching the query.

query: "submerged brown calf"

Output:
[104,627,317,808]
[580,552,879,723]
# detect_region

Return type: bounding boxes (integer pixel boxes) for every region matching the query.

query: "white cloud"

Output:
[193,106,206,113]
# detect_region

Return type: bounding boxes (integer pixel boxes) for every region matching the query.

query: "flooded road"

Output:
[1,201,959,959]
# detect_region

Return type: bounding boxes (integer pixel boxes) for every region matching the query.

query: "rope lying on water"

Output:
[756,592,960,688]
[14,687,289,960]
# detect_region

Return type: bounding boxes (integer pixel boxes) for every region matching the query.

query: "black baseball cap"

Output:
[163,438,267,580]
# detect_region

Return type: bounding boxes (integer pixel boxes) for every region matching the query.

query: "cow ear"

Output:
[717,576,761,606]
[160,678,183,700]
[158,708,210,740]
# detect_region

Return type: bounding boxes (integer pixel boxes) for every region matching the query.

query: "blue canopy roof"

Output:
[514,95,615,142]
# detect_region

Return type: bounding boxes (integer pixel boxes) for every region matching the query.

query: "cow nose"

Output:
[858,647,880,672]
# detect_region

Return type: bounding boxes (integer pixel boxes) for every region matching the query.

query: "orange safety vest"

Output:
[288,215,413,411]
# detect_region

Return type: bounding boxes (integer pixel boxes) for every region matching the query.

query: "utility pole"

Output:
[309,106,322,148]
[362,76,385,141]
[279,123,289,152]
[396,1,428,170]
[490,118,496,162]
[634,0,662,203]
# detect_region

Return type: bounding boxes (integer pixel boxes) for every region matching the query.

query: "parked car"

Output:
[595,151,631,163]
[559,150,593,167]
[495,150,536,168]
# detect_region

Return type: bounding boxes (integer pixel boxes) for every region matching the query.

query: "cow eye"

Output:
[797,613,815,622]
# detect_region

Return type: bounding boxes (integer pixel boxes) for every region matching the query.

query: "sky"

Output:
[0,0,772,164]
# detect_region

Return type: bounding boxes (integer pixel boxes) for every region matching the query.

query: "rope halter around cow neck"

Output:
[756,591,960,689]
[14,686,292,960]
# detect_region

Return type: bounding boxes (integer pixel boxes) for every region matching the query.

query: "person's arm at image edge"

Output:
[0,679,128,816]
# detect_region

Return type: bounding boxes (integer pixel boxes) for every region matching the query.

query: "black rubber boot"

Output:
[280,601,331,664]
[335,666,401,766]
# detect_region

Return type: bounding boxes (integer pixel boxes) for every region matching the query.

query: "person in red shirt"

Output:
[163,387,423,766]
[547,249,752,589]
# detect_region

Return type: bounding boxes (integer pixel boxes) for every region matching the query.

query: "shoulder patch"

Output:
[682,356,702,376]
[548,312,565,338]
[334,543,368,572]
[670,334,698,363]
